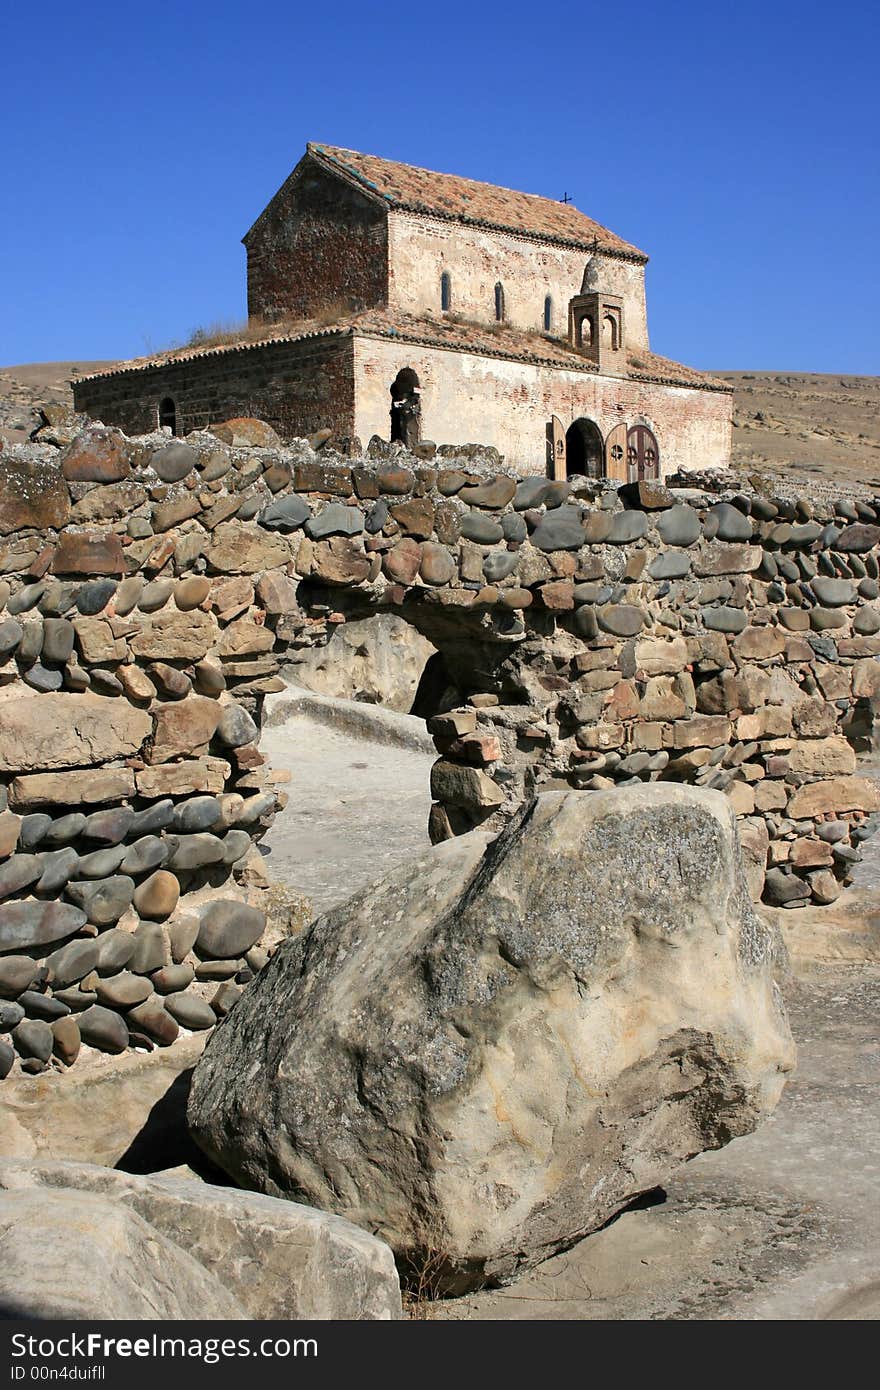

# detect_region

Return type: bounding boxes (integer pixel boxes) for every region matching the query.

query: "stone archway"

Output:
[390,369,421,449]
[565,418,604,479]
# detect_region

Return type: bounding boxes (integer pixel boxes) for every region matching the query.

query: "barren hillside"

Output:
[718,370,880,488]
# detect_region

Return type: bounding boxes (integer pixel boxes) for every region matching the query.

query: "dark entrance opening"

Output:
[390,368,421,449]
[565,417,604,478]
[159,396,178,435]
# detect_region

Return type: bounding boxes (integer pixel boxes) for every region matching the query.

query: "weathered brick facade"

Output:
[74,143,732,478]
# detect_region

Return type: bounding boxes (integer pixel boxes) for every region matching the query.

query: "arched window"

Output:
[158,396,177,435]
[603,314,619,350]
[580,315,594,348]
[494,282,505,322]
[565,418,605,479]
[543,295,553,332]
[441,271,451,312]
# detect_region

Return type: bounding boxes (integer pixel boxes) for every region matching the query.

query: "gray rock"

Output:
[220,830,251,864]
[365,499,388,534]
[150,964,194,994]
[94,928,136,975]
[764,868,811,906]
[854,608,880,635]
[607,511,648,544]
[0,1187,246,1319]
[215,703,258,747]
[75,581,116,617]
[165,834,225,871]
[76,844,128,878]
[196,900,266,960]
[0,902,87,954]
[82,807,135,844]
[44,814,86,845]
[189,785,794,1292]
[259,495,311,531]
[128,800,175,837]
[36,847,80,894]
[17,620,43,666]
[709,502,753,542]
[152,441,198,482]
[120,836,168,875]
[0,1000,25,1029]
[482,551,520,581]
[95,972,153,1009]
[530,507,587,551]
[7,584,44,616]
[596,604,645,637]
[211,981,241,1016]
[703,605,748,633]
[65,877,135,927]
[19,990,70,1021]
[164,992,216,1030]
[77,1005,130,1053]
[168,915,200,964]
[128,922,166,975]
[836,523,880,553]
[811,577,857,607]
[513,478,552,510]
[0,1039,13,1078]
[460,512,503,544]
[52,986,97,1012]
[305,504,364,540]
[19,814,51,851]
[501,513,527,543]
[138,579,173,612]
[0,1162,401,1320]
[23,663,63,693]
[0,619,23,657]
[127,999,179,1046]
[40,617,76,664]
[47,938,100,990]
[0,956,43,998]
[0,854,42,899]
[649,550,691,579]
[171,797,222,834]
[13,1018,54,1062]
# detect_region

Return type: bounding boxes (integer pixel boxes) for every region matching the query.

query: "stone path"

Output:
[259,698,880,1319]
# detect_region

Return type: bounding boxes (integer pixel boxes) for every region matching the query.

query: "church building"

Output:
[74,144,732,479]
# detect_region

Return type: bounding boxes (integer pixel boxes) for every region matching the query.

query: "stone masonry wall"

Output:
[2,412,880,1083]
[73,337,356,443]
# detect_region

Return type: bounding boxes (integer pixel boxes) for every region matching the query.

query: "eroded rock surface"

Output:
[189,784,795,1292]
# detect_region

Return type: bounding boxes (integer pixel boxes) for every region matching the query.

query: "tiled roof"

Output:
[305,144,648,263]
[75,310,729,394]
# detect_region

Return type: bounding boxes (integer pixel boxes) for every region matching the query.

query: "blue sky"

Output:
[2,0,877,373]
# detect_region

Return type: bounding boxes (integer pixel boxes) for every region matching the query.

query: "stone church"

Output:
[74,144,732,479]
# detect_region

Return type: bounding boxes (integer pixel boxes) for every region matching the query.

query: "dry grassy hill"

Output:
[717,370,880,489]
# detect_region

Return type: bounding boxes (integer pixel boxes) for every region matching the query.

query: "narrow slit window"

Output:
[158,396,177,435]
[543,295,553,332]
[441,271,451,312]
[494,282,505,322]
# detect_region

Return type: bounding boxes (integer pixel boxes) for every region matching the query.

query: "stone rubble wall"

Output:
[1,411,879,1080]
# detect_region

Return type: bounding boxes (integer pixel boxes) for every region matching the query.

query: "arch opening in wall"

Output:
[441,271,452,312]
[579,315,594,348]
[603,314,619,350]
[494,282,505,322]
[565,418,605,479]
[390,368,422,449]
[543,295,553,332]
[158,396,178,435]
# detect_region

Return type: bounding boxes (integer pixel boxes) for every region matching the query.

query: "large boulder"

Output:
[0,1161,402,1321]
[189,785,795,1292]
[0,1187,245,1319]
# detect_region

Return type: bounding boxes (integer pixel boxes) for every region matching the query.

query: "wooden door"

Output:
[626,424,660,482]
[547,416,566,480]
[605,422,627,482]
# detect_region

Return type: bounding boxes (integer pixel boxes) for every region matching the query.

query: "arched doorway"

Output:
[390,369,421,449]
[626,424,660,481]
[565,418,604,478]
[159,396,178,435]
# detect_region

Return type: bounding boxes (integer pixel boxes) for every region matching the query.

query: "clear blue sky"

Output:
[2,0,877,373]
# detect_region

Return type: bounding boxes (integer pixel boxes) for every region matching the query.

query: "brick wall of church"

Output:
[245,167,388,324]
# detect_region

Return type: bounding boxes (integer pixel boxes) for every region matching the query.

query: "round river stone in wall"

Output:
[94,928,136,975]
[811,576,857,606]
[66,876,136,927]
[606,511,648,544]
[483,551,520,582]
[13,1018,53,1062]
[0,1001,25,1029]
[95,972,154,1009]
[419,543,456,585]
[530,508,587,551]
[75,580,116,617]
[120,836,168,875]
[648,551,691,580]
[133,871,180,921]
[0,854,43,899]
[702,606,748,633]
[460,512,504,545]
[174,576,211,610]
[164,992,216,1030]
[708,502,754,542]
[0,956,43,998]
[196,900,266,961]
[0,901,87,953]
[152,442,197,482]
[596,605,645,637]
[77,1004,129,1053]
[215,705,258,748]
[41,617,75,661]
[259,495,311,531]
[47,937,100,989]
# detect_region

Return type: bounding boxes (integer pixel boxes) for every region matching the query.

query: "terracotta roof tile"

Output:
[308,144,648,263]
[76,310,728,394]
